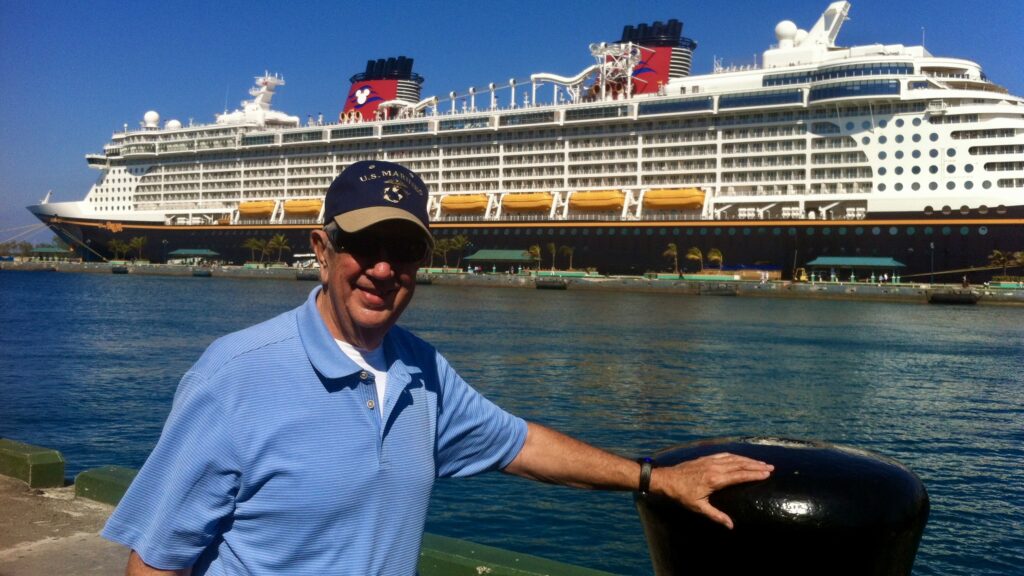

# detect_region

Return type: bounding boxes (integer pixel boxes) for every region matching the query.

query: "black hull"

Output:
[36,214,1024,281]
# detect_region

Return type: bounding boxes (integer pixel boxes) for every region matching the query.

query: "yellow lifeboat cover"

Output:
[569,190,625,210]
[283,199,323,216]
[441,194,489,213]
[238,200,276,216]
[502,193,552,211]
[643,188,704,209]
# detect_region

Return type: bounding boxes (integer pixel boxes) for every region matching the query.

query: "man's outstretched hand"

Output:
[649,452,774,529]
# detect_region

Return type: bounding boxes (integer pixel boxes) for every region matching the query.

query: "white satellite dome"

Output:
[165,119,182,130]
[775,20,798,48]
[143,110,160,128]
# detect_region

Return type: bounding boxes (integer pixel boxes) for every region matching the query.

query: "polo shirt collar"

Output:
[296,286,419,387]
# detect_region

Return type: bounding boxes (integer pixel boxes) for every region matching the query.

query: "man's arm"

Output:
[126,550,191,575]
[502,422,773,529]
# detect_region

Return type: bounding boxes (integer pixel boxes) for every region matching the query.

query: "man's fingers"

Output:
[697,500,735,530]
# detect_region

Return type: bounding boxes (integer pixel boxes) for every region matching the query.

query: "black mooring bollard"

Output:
[635,437,929,576]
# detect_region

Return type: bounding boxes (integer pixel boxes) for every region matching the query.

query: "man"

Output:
[103,161,772,575]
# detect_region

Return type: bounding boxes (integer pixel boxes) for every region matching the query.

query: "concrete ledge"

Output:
[75,466,138,506]
[0,438,65,488]
[419,533,618,576]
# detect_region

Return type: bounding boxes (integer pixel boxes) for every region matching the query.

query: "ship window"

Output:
[965,164,974,173]
[823,227,831,236]
[929,149,938,158]
[872,227,881,235]
[912,182,921,190]
[942,205,952,214]
[895,135,904,144]
[773,228,781,236]
[700,228,708,235]
[686,229,694,235]
[982,180,992,189]
[855,227,864,236]
[930,166,938,174]
[878,152,887,160]
[960,226,969,236]
[788,228,797,236]
[879,120,888,128]
[846,122,854,131]
[912,150,921,158]
[895,183,904,191]
[879,136,888,144]
[889,227,898,235]
[806,227,814,236]
[878,184,887,191]
[930,133,939,142]
[896,167,904,175]
[895,119,904,127]
[912,134,921,143]
[947,182,956,190]
[947,165,956,173]
[979,226,988,235]
[743,228,751,236]
[960,206,970,215]
[947,149,956,157]
[878,167,887,176]
[838,227,847,235]
[907,227,915,235]
[929,182,938,190]
[862,137,871,145]
[862,121,871,129]
[912,166,921,175]
[714,228,721,236]
[978,205,988,214]
[924,226,933,235]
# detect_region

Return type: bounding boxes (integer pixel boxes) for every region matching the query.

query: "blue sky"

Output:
[2,0,1021,243]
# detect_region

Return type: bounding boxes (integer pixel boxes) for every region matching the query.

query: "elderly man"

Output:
[103,161,772,575]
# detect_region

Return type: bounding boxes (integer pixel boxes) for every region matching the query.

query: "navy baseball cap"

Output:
[323,160,432,246]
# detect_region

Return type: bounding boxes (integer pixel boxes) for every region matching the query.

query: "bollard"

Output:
[635,437,929,576]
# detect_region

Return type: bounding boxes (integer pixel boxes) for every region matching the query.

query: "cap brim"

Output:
[332,206,433,248]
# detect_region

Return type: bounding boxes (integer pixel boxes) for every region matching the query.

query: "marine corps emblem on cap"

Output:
[322,160,433,247]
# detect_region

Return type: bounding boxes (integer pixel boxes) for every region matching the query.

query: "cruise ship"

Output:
[27,1,1024,278]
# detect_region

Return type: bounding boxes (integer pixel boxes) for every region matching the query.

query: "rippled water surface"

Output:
[1,270,1021,575]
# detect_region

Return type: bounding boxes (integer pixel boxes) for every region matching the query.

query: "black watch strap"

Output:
[638,457,654,497]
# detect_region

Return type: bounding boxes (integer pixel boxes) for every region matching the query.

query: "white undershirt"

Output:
[335,340,388,423]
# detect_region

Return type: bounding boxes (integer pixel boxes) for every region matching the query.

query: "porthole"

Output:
[912,166,921,175]
[979,226,988,235]
[960,226,969,236]
[872,226,881,236]
[714,228,722,236]
[913,118,922,126]
[907,226,916,235]
[895,183,904,191]
[838,227,847,235]
[996,205,1007,214]
[924,206,933,215]
[912,150,921,158]
[895,119,905,127]
[700,228,707,235]
[743,228,751,236]
[855,227,864,236]
[930,149,939,158]
[912,182,921,191]
[947,148,956,157]
[930,133,939,142]
[728,228,736,236]
[889,226,899,235]
[647,229,655,236]
[879,167,887,176]
[960,206,970,215]
[929,182,938,190]
[880,120,888,128]
[942,226,951,236]
[862,121,871,130]
[965,164,974,173]
[823,227,831,236]
[686,229,694,235]
[978,205,988,214]
[924,226,933,235]
[806,228,815,236]
[947,165,956,173]
[788,228,797,236]
[947,182,956,190]
[896,167,904,175]
[929,165,938,174]
[912,134,921,143]
[942,206,952,215]
[862,136,871,145]
[896,151,904,159]
[879,151,887,160]
[896,135,904,143]
[879,183,887,191]
[773,228,781,236]
[879,136,888,144]
[983,181,992,189]
[965,181,974,190]
[846,122,855,131]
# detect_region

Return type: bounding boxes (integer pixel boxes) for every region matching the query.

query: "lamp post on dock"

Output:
[929,242,935,284]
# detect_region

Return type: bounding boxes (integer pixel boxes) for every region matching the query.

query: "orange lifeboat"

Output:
[569,190,625,211]
[283,199,323,216]
[441,194,489,213]
[238,200,276,217]
[643,188,704,210]
[502,192,552,212]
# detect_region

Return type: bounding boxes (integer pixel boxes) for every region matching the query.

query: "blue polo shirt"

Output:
[102,286,528,575]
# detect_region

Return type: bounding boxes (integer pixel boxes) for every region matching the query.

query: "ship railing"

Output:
[562,212,629,222]
[639,212,704,222]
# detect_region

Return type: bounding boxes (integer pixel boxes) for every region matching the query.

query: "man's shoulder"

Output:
[388,324,438,358]
[193,307,302,377]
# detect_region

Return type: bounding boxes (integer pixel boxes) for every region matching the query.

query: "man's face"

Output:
[313,221,427,349]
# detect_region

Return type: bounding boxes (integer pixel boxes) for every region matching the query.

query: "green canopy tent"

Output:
[806,256,905,282]
[463,249,536,272]
[167,248,220,265]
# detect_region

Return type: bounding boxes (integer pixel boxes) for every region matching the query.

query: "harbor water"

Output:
[1,270,1021,575]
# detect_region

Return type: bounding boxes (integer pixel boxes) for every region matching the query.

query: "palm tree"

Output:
[128,236,148,260]
[242,238,267,263]
[559,245,576,270]
[547,242,557,271]
[449,234,470,269]
[707,248,724,269]
[988,249,1015,277]
[432,238,452,268]
[266,234,291,263]
[685,246,703,272]
[107,238,129,260]
[662,243,679,275]
[528,244,541,270]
